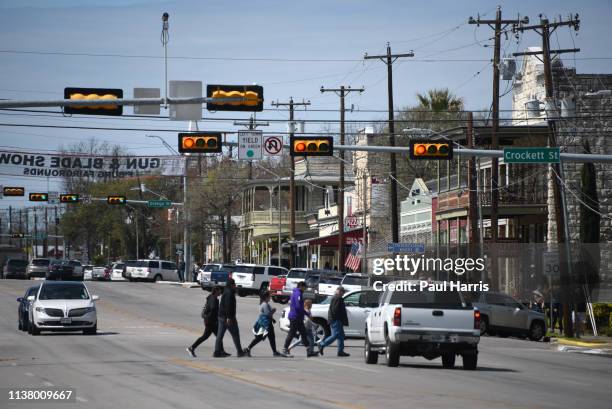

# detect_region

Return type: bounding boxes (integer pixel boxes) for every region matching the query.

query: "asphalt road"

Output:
[1,279,611,409]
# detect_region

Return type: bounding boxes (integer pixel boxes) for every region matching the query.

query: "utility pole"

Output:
[54,206,59,257]
[271,98,310,268]
[470,7,528,291]
[364,43,413,244]
[43,207,48,257]
[513,14,580,337]
[467,112,479,277]
[320,86,364,272]
[33,208,38,258]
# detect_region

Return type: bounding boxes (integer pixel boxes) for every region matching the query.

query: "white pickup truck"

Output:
[365,280,480,369]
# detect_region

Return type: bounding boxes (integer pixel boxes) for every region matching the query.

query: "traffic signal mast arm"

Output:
[0,96,248,109]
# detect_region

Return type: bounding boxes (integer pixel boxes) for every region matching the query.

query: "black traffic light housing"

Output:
[290,136,333,157]
[178,133,223,153]
[64,87,123,116]
[29,193,49,202]
[11,233,24,238]
[60,194,80,203]
[107,195,127,205]
[206,85,264,112]
[3,187,25,196]
[409,140,453,160]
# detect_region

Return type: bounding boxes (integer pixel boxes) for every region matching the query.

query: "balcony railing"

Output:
[480,186,547,206]
[241,210,307,227]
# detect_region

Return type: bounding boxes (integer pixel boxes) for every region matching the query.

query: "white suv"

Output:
[125,259,179,282]
[233,264,288,296]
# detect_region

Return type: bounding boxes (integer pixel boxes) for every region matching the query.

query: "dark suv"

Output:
[46,259,76,281]
[3,258,29,279]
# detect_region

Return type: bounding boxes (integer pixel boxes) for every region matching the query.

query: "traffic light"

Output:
[206,85,263,112]
[178,133,223,153]
[290,136,333,157]
[3,187,25,196]
[409,140,453,160]
[64,87,123,116]
[107,195,127,205]
[29,193,49,202]
[11,233,24,238]
[60,194,80,203]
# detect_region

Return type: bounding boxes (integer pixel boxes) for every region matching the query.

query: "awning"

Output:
[296,227,365,247]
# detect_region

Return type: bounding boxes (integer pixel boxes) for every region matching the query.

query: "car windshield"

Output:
[31,259,50,266]
[305,275,320,286]
[318,296,332,305]
[230,265,254,273]
[39,283,89,300]
[287,269,309,279]
[135,261,150,267]
[342,276,369,286]
[389,285,465,309]
[203,264,219,272]
[320,276,342,284]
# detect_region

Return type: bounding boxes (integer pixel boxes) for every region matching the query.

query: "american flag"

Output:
[344,242,362,271]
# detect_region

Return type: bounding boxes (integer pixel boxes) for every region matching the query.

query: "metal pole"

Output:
[477,158,485,282]
[289,99,295,268]
[0,96,245,109]
[490,7,502,292]
[338,86,345,272]
[135,215,139,259]
[278,177,282,267]
[361,172,367,273]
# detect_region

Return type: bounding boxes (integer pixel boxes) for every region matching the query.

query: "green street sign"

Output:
[503,147,560,164]
[147,199,172,208]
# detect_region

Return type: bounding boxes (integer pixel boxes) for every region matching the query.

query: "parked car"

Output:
[17,284,39,331]
[111,261,126,281]
[270,275,288,303]
[470,291,547,341]
[46,259,77,281]
[303,271,338,301]
[340,273,370,293]
[82,265,94,281]
[124,259,179,282]
[92,266,111,281]
[198,263,223,290]
[318,275,344,297]
[282,268,311,296]
[233,264,288,296]
[365,280,480,369]
[27,281,99,335]
[3,258,29,279]
[68,260,84,280]
[27,258,52,279]
[279,289,379,342]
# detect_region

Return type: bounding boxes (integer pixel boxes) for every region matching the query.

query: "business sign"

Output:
[0,150,185,179]
[345,215,359,228]
[387,243,426,253]
[263,136,283,155]
[503,147,560,164]
[238,130,263,160]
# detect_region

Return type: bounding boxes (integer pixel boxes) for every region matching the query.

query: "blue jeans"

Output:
[320,319,345,353]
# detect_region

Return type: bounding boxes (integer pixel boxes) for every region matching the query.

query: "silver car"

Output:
[472,291,547,341]
[27,258,52,279]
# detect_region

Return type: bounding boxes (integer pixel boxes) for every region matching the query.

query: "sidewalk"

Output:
[550,335,612,357]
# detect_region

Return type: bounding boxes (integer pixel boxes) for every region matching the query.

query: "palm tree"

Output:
[416,88,464,112]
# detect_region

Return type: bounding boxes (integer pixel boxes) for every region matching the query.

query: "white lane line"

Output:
[43,381,54,387]
[313,358,382,374]
[76,396,88,402]
[25,372,34,377]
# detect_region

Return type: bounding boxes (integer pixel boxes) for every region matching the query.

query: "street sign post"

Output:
[148,200,172,208]
[238,130,263,160]
[503,147,560,164]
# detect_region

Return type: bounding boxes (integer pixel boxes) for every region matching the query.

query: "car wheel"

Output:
[22,317,29,332]
[364,333,378,365]
[462,352,478,370]
[480,316,489,336]
[18,317,22,331]
[312,318,330,343]
[153,274,162,283]
[30,322,40,336]
[528,321,545,341]
[272,296,280,303]
[237,289,247,297]
[83,324,97,335]
[442,353,456,369]
[279,297,289,304]
[385,335,400,367]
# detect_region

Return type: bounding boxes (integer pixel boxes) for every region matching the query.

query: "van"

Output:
[231,264,288,296]
[125,259,179,282]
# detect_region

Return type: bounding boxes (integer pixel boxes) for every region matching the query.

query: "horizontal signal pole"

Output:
[333,144,612,163]
[89,198,184,206]
[0,96,246,109]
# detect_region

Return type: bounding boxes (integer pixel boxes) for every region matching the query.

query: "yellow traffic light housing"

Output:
[107,195,127,205]
[178,133,222,153]
[3,187,25,196]
[60,194,80,203]
[29,193,49,202]
[409,140,453,160]
[206,85,263,112]
[64,87,123,116]
[290,136,333,157]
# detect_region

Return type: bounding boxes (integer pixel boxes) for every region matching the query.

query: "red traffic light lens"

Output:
[183,138,195,148]
[295,142,306,152]
[415,145,426,155]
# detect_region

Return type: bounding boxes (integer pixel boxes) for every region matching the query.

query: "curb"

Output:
[157,281,200,288]
[554,344,612,358]
[554,338,609,348]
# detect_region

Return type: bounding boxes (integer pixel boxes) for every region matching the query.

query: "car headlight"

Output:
[35,306,44,312]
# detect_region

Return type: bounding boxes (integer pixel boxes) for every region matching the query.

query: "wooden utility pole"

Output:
[364,44,413,244]
[467,112,479,274]
[513,14,580,337]
[320,85,364,271]
[270,98,310,268]
[470,7,527,290]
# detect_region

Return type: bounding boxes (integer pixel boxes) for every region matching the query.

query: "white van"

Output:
[232,264,288,296]
[125,259,179,282]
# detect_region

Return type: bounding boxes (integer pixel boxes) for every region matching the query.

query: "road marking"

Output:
[76,396,88,402]
[43,381,54,387]
[25,372,34,377]
[312,358,382,374]
[169,358,365,409]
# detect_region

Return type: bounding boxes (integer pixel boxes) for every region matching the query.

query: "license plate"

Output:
[448,335,459,343]
[218,282,226,286]
[60,317,72,324]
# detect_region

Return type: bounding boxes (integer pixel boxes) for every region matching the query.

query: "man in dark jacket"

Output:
[282,281,317,357]
[187,286,222,358]
[318,286,349,357]
[214,279,245,358]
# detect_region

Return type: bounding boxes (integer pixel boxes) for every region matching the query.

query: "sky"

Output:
[0,0,610,207]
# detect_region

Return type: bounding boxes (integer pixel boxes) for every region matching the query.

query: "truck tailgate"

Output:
[400,306,475,333]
